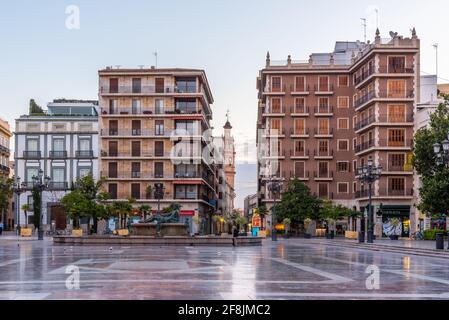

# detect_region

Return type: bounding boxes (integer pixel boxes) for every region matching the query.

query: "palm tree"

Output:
[21,204,31,228]
[139,205,151,220]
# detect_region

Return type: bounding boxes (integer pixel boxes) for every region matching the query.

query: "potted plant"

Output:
[304,218,312,239]
[326,218,335,239]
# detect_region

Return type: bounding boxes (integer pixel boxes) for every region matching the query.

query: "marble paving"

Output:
[1,238,449,300]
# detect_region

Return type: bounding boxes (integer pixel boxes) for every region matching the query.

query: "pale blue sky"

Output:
[1,0,448,207]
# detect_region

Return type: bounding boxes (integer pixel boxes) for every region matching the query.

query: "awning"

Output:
[181,210,195,216]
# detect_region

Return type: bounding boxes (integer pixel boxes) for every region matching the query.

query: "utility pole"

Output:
[361,18,367,43]
[433,44,438,80]
[153,52,158,68]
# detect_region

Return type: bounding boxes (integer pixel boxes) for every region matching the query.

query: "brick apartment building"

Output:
[256,28,420,237]
[98,67,218,234]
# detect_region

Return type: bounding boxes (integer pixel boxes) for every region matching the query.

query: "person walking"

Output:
[0,221,3,236]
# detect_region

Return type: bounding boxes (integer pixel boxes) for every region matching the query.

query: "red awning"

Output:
[181,210,195,216]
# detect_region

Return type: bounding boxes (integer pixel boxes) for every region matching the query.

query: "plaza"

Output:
[1,238,449,300]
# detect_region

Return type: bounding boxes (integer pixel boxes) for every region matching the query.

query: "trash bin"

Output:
[358,232,365,243]
[436,233,444,250]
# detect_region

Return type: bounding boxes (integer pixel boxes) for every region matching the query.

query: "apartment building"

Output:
[0,118,13,229]
[14,100,99,230]
[98,67,218,234]
[256,28,420,236]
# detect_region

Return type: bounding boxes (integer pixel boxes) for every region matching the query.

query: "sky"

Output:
[1,0,449,208]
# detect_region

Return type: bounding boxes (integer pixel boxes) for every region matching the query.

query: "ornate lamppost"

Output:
[267,178,283,242]
[357,158,382,244]
[433,134,449,166]
[32,169,51,241]
[12,176,27,235]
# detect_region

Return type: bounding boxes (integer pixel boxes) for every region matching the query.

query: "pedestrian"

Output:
[0,221,3,236]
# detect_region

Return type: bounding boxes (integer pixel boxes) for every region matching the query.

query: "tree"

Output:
[111,200,133,229]
[32,186,42,230]
[29,99,45,115]
[60,190,89,229]
[139,205,151,220]
[319,200,358,233]
[21,204,31,228]
[413,99,449,217]
[234,215,248,231]
[276,178,321,227]
[0,177,13,228]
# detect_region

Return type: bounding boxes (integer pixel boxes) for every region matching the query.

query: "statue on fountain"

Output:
[141,203,181,224]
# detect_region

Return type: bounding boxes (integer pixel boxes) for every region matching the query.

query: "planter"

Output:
[72,229,83,237]
[304,233,312,239]
[117,229,129,236]
[389,235,399,240]
[21,228,33,237]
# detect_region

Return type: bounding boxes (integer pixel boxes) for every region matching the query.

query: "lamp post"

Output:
[357,158,382,244]
[268,178,283,241]
[154,183,165,215]
[12,176,27,235]
[32,169,51,241]
[433,133,449,167]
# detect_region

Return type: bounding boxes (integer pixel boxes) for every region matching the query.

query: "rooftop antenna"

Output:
[375,8,379,29]
[361,18,367,43]
[153,52,158,69]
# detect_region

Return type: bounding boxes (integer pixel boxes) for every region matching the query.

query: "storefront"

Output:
[380,205,411,238]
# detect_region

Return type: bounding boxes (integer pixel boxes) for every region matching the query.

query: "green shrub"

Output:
[423,229,446,240]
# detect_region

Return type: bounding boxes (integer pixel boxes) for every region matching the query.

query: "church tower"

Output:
[223,112,236,190]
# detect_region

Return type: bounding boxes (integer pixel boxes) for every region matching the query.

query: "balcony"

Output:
[263,84,287,95]
[314,128,334,137]
[355,115,376,131]
[174,172,200,179]
[288,170,310,180]
[49,151,67,159]
[314,84,334,94]
[76,150,94,158]
[262,106,285,116]
[23,151,41,159]
[101,129,173,137]
[0,145,10,154]
[103,171,171,179]
[378,139,413,149]
[383,164,413,173]
[314,106,334,116]
[290,128,310,137]
[355,140,375,153]
[262,150,286,158]
[290,106,310,116]
[100,85,176,95]
[354,67,375,86]
[314,149,334,159]
[101,151,172,158]
[290,84,310,95]
[314,171,334,180]
[49,182,69,190]
[355,188,414,198]
[290,149,310,159]
[354,90,376,109]
[378,66,414,74]
[355,90,415,110]
[264,128,286,137]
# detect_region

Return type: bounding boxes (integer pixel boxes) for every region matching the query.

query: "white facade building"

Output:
[14,100,99,230]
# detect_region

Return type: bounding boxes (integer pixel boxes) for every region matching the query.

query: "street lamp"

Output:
[32,169,51,241]
[267,178,283,241]
[357,158,382,244]
[433,132,449,166]
[154,183,165,215]
[12,176,27,235]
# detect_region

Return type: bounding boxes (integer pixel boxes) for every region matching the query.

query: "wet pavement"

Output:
[1,238,449,300]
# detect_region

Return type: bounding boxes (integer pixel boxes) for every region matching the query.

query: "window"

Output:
[52,138,64,151]
[338,97,349,108]
[294,97,306,113]
[338,76,349,87]
[294,161,305,178]
[294,119,305,135]
[353,160,357,173]
[271,119,282,132]
[175,99,196,113]
[108,162,118,178]
[318,97,329,113]
[132,120,141,136]
[175,78,196,93]
[26,138,38,151]
[26,167,39,183]
[338,118,349,130]
[132,141,141,157]
[175,185,197,199]
[108,99,118,115]
[388,104,406,122]
[155,99,164,114]
[108,141,118,157]
[318,119,329,135]
[52,167,65,183]
[294,140,305,156]
[388,56,406,73]
[389,178,405,195]
[388,129,405,147]
[318,162,329,177]
[108,184,118,199]
[176,121,197,135]
[155,78,165,93]
[131,162,141,178]
[337,162,349,172]
[132,78,141,93]
[271,98,281,113]
[155,120,165,136]
[338,183,349,194]
[318,76,329,91]
[154,162,164,178]
[131,183,141,199]
[79,138,91,151]
[175,164,197,178]
[318,183,328,198]
[353,181,357,193]
[318,140,329,156]
[78,167,92,178]
[338,140,349,151]
[155,141,164,157]
[389,153,406,171]
[109,120,118,136]
[295,76,306,91]
[388,80,406,98]
[353,138,357,150]
[271,76,282,92]
[109,78,118,93]
[132,99,141,114]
